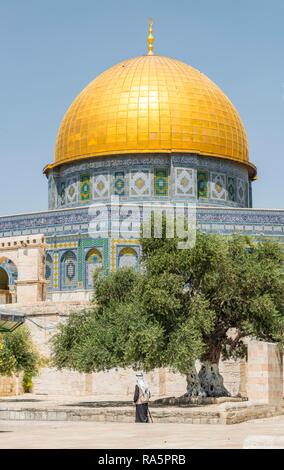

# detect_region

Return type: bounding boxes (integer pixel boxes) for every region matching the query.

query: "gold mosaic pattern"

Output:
[51,55,254,175]
[48,242,78,250]
[53,253,58,289]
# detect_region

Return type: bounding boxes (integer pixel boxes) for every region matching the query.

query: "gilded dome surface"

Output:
[47,55,255,177]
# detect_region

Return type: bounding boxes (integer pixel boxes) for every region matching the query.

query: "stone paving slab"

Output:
[1,416,284,448]
[243,435,284,449]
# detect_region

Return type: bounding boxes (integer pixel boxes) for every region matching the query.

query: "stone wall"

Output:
[219,360,244,397]
[50,291,92,303]
[32,367,187,398]
[0,374,23,396]
[31,363,244,399]
[247,340,283,404]
[0,301,89,357]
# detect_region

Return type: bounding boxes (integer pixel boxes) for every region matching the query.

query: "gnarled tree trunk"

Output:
[185,365,206,397]
[198,361,230,397]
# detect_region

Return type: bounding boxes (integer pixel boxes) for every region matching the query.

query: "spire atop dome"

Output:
[147,19,154,55]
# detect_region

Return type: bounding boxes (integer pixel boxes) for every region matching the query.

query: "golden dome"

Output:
[46,55,256,177]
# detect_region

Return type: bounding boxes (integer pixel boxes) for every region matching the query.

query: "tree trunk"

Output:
[198,361,230,397]
[185,365,206,397]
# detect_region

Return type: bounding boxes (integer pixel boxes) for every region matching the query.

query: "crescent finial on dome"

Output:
[147,18,154,55]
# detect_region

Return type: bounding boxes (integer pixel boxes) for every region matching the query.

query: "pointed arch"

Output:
[117,246,139,270]
[60,250,77,290]
[85,248,103,289]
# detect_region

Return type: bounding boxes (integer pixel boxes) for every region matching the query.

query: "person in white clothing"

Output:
[133,373,151,423]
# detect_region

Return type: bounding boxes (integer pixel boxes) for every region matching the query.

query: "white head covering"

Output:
[136,372,149,394]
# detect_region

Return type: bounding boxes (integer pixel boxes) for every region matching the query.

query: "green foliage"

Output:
[52,229,284,375]
[94,268,139,308]
[0,326,40,377]
[23,371,33,393]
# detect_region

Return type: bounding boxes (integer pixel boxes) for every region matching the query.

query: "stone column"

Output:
[247,340,283,405]
[239,359,248,398]
[16,235,47,304]
[84,374,93,394]
[158,369,166,396]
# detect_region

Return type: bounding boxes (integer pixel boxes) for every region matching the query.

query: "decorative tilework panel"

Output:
[47,155,252,210]
[45,253,53,289]
[48,241,78,250]
[175,168,195,196]
[227,176,236,202]
[93,173,110,199]
[113,171,126,196]
[53,253,59,289]
[60,182,66,206]
[66,177,78,204]
[197,170,209,199]
[210,173,226,200]
[80,174,91,201]
[237,178,246,206]
[130,171,151,196]
[154,168,168,196]
[85,248,103,288]
[60,250,77,289]
[77,238,109,285]
[45,254,52,279]
[245,182,248,207]
[48,177,57,209]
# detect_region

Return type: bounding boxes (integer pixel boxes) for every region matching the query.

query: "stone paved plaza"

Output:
[0,416,284,449]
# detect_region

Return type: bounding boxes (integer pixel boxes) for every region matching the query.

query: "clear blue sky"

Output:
[0,0,283,214]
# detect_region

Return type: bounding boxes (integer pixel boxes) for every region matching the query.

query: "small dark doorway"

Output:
[0,267,8,290]
[0,268,11,303]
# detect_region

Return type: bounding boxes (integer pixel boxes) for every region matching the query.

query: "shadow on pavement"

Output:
[62,401,201,408]
[0,399,42,403]
[63,401,133,408]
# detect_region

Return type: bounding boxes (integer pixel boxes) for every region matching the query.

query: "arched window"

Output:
[45,254,53,287]
[85,248,103,288]
[117,247,138,270]
[61,251,77,290]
